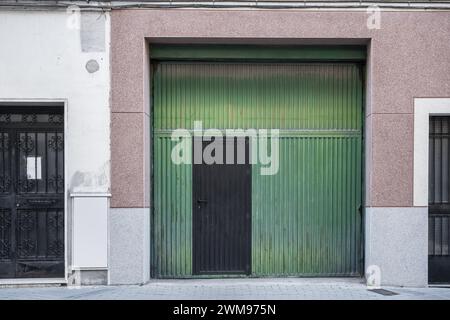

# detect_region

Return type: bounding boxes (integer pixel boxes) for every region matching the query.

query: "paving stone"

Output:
[0,278,449,300]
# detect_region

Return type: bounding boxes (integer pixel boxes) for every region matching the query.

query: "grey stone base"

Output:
[69,270,108,286]
[109,208,150,285]
[108,206,428,286]
[365,207,428,287]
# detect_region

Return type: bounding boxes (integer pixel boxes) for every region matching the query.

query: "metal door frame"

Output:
[150,49,366,279]
[0,99,67,284]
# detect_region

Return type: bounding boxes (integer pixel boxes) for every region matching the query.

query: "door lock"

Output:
[197,199,207,209]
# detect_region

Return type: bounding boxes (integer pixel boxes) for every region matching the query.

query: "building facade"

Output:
[0,1,449,287]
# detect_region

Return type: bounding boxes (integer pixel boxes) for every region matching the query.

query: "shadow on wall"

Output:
[70,161,110,193]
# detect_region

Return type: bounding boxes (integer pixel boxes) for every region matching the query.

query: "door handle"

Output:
[197,199,207,204]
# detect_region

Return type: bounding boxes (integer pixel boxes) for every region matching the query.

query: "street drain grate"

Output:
[368,289,399,296]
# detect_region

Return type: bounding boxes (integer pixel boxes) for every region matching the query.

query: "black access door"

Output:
[0,108,64,279]
[193,137,251,275]
[429,116,450,284]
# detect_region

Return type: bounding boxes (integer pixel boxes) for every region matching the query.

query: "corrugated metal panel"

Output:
[153,137,192,277]
[154,63,362,130]
[152,62,363,278]
[252,136,362,275]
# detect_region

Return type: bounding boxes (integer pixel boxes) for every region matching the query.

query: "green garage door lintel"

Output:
[149,45,366,61]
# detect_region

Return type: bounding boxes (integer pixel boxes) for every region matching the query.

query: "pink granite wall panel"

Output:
[111,112,145,207]
[370,113,414,206]
[110,10,450,208]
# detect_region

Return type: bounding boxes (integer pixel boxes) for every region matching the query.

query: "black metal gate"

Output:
[193,137,251,275]
[429,116,450,284]
[0,108,64,278]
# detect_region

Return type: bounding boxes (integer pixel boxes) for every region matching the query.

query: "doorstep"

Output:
[0,278,67,288]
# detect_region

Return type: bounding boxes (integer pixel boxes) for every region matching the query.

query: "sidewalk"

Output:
[0,278,449,300]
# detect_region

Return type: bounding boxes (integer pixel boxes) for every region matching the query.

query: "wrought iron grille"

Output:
[0,109,64,278]
[429,116,450,257]
[0,210,11,260]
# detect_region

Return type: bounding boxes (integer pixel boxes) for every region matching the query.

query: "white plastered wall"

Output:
[0,9,111,284]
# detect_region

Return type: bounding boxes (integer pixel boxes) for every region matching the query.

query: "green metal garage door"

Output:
[152,47,364,278]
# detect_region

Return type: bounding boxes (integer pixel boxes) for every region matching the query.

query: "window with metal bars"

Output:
[429,116,450,257]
